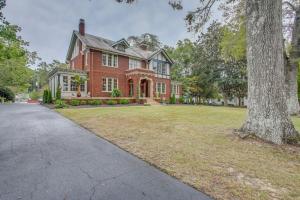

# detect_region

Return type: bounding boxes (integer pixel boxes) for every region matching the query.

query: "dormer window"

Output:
[112,39,130,52]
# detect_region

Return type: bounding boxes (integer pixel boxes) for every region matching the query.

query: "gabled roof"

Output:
[66,31,174,64]
[147,49,174,64]
[112,38,130,48]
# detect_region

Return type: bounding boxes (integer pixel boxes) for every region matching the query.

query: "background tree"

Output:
[283,0,300,115]
[127,33,161,51]
[0,0,37,93]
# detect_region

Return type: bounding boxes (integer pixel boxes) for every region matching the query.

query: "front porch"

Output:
[126,68,155,99]
[48,67,88,99]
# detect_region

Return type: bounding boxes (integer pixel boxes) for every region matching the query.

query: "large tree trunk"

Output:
[287,9,300,115]
[241,0,299,144]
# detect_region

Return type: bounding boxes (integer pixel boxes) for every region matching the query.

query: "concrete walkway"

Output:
[0,104,211,200]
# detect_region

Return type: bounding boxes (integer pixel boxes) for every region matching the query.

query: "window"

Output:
[102,78,106,91]
[162,83,166,94]
[102,53,118,67]
[71,77,76,91]
[129,59,141,69]
[102,78,118,92]
[151,61,157,72]
[63,76,68,91]
[162,63,166,75]
[157,63,162,74]
[80,83,85,92]
[171,84,179,94]
[156,82,166,94]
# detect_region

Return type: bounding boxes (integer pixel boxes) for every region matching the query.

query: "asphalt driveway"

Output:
[0,104,211,200]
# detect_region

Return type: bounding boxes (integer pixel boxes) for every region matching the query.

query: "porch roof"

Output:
[48,67,87,78]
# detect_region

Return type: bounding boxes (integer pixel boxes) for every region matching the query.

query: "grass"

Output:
[57,105,300,200]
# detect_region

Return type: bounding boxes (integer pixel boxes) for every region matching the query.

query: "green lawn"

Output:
[57,105,300,200]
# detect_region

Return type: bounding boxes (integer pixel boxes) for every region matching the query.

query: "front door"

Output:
[140,79,149,98]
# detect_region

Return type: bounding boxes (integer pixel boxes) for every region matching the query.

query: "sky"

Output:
[3,0,222,65]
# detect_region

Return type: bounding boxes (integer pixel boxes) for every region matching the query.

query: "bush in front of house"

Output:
[42,89,52,104]
[43,90,48,103]
[47,90,53,104]
[70,99,80,106]
[0,86,15,102]
[169,94,176,104]
[80,100,87,105]
[88,99,102,105]
[54,100,67,109]
[178,96,184,104]
[56,86,61,100]
[106,99,117,105]
[111,88,121,97]
[120,99,129,104]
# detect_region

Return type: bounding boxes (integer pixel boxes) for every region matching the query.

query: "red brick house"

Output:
[49,19,181,101]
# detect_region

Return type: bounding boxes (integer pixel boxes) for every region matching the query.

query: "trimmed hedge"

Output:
[70,99,80,106]
[42,89,52,104]
[106,100,117,105]
[0,86,15,102]
[120,99,129,104]
[55,100,67,109]
[88,99,102,105]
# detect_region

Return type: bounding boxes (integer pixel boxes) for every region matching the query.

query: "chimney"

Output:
[79,19,85,36]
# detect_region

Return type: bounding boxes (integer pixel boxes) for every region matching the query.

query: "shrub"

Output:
[70,99,80,106]
[120,99,129,104]
[80,100,87,105]
[47,90,53,104]
[0,86,15,102]
[144,103,151,106]
[106,100,117,105]
[178,96,184,104]
[169,94,176,104]
[29,91,40,100]
[43,90,48,103]
[56,86,61,100]
[88,99,102,105]
[55,100,67,109]
[111,88,121,97]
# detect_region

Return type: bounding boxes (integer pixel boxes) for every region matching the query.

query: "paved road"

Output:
[0,104,211,200]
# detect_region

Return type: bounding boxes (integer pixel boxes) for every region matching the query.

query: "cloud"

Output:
[3,0,220,64]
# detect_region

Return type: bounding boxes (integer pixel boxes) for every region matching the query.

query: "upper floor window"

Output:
[151,61,169,75]
[129,59,141,69]
[102,77,118,92]
[102,53,118,67]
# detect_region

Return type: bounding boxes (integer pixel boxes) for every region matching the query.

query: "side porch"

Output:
[48,67,88,99]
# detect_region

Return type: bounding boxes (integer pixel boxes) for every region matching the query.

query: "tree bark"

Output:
[286,8,300,115]
[241,0,299,144]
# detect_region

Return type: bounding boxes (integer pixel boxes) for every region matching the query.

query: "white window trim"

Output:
[156,82,166,94]
[102,53,118,68]
[129,58,142,69]
[102,77,118,92]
